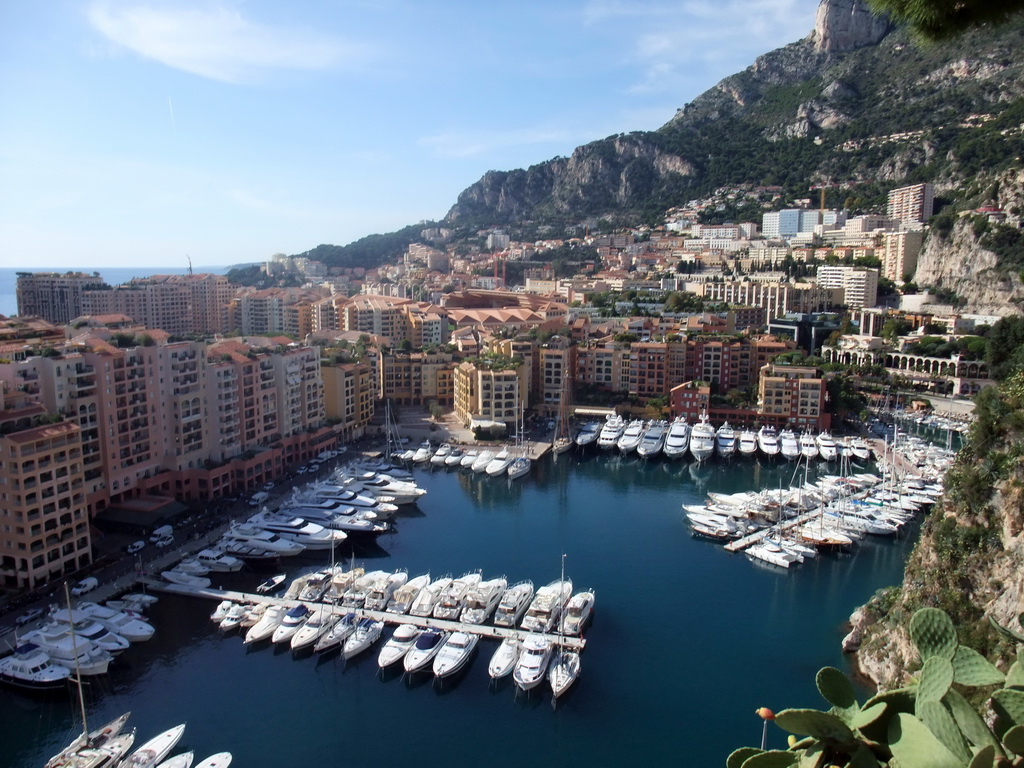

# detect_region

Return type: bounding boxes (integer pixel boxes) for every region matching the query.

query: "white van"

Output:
[149,525,173,543]
[71,577,99,596]
[249,491,270,506]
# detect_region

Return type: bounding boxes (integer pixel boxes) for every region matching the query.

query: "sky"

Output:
[0,0,822,269]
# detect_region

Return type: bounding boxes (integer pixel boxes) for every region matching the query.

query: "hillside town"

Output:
[0,181,997,592]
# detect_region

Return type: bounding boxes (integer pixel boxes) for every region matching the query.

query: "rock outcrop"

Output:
[810,0,892,52]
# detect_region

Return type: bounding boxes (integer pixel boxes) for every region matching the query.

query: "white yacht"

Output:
[493,580,534,627]
[313,612,358,654]
[460,577,508,624]
[364,571,409,611]
[597,414,626,449]
[799,431,819,460]
[45,611,131,655]
[444,446,465,467]
[377,624,421,668]
[300,486,399,516]
[322,567,364,603]
[817,431,838,461]
[548,649,581,699]
[19,627,111,676]
[460,449,479,468]
[218,603,247,633]
[507,455,531,480]
[75,602,154,642]
[849,436,872,461]
[246,512,348,550]
[279,502,389,536]
[433,572,482,620]
[341,570,390,608]
[779,429,800,461]
[757,426,780,458]
[328,475,424,505]
[244,604,286,645]
[342,618,384,659]
[120,725,186,768]
[487,635,521,679]
[513,635,554,691]
[411,441,433,463]
[689,414,716,463]
[485,447,514,477]
[574,421,601,447]
[663,418,691,459]
[616,420,645,453]
[385,573,430,614]
[715,423,737,459]
[636,420,667,458]
[194,754,231,768]
[432,631,479,678]
[738,429,758,457]
[403,629,447,674]
[161,570,212,588]
[191,549,244,572]
[271,604,313,645]
[429,443,452,466]
[471,450,495,473]
[221,524,306,557]
[521,579,572,633]
[561,590,596,635]
[0,644,72,690]
[746,540,802,568]
[290,606,338,652]
[409,576,453,617]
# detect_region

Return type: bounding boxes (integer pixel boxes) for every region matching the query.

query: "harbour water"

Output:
[1,451,918,767]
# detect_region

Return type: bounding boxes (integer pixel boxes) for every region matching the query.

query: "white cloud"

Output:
[86,1,369,83]
[418,127,576,159]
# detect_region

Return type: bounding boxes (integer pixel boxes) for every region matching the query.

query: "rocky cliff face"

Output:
[810,0,892,52]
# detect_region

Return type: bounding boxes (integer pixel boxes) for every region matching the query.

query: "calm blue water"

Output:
[0,267,233,318]
[1,453,917,768]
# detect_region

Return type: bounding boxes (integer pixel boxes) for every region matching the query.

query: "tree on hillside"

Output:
[868,0,1024,40]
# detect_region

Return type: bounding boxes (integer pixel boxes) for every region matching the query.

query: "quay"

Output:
[723,509,822,553]
[142,579,587,650]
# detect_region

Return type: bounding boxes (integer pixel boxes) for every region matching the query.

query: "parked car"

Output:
[149,525,173,543]
[15,607,44,626]
[126,540,146,555]
[153,535,173,548]
[71,577,99,596]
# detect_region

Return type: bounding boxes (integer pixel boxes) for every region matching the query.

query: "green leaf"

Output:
[943,688,1001,751]
[888,712,966,768]
[1004,724,1024,756]
[992,688,1024,732]
[918,656,955,702]
[916,699,972,763]
[816,666,858,709]
[967,744,995,768]
[773,709,855,743]
[952,645,1005,686]
[1006,658,1024,689]
[740,751,798,768]
[847,744,881,768]
[728,747,763,768]
[910,608,958,660]
[851,702,887,731]
[858,689,916,743]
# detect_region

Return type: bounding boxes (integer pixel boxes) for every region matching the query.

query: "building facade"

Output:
[16,272,108,324]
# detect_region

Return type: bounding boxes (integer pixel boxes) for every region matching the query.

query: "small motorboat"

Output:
[290,606,339,652]
[270,604,312,645]
[120,724,187,768]
[342,618,384,659]
[403,629,447,674]
[193,754,232,768]
[244,604,286,645]
[256,574,287,594]
[218,603,248,633]
[432,631,479,678]
[314,612,358,654]
[160,571,211,588]
[513,635,553,691]
[377,624,421,668]
[487,635,521,679]
[156,751,194,768]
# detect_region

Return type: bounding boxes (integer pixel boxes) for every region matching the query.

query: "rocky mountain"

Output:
[443,0,1024,311]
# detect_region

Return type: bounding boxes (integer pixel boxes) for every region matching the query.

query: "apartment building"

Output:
[81,274,236,335]
[322,362,375,441]
[815,265,879,309]
[377,350,455,406]
[339,295,450,346]
[0,395,91,590]
[16,272,108,324]
[228,287,324,337]
[887,183,935,225]
[453,360,526,426]
[538,337,576,414]
[697,280,842,318]
[757,364,829,431]
[881,230,924,283]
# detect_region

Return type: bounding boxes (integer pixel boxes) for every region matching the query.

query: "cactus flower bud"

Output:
[788,735,798,747]
[756,707,775,720]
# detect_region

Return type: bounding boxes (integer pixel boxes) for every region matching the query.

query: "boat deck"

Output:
[723,509,823,553]
[142,580,587,650]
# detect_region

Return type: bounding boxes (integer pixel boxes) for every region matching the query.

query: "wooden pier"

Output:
[143,580,586,650]
[723,510,822,553]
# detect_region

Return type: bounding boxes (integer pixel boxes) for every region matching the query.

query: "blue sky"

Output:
[0,0,821,269]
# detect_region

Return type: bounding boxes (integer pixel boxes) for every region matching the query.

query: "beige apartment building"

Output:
[697,280,842,318]
[16,272,108,324]
[538,337,576,414]
[454,360,526,426]
[322,361,375,441]
[338,295,450,347]
[757,364,828,431]
[378,350,455,406]
[0,395,91,590]
[80,274,236,335]
[881,230,924,283]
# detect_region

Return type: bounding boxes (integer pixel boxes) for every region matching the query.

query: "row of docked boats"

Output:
[402,440,535,480]
[590,413,872,463]
[46,713,230,768]
[2,597,158,688]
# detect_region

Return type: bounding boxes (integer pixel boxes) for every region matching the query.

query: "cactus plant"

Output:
[728,608,1024,768]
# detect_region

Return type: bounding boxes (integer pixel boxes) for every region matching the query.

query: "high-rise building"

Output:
[81,274,236,334]
[816,265,879,309]
[887,183,935,224]
[882,230,925,283]
[16,272,108,324]
[453,360,525,426]
[757,364,828,431]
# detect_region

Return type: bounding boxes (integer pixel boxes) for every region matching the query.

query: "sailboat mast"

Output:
[65,583,89,739]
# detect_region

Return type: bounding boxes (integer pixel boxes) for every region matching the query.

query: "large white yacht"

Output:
[738,429,758,457]
[403,629,447,673]
[386,573,430,614]
[278,499,390,535]
[297,486,399,517]
[244,604,286,645]
[433,572,482,620]
[757,426,780,458]
[271,604,312,645]
[663,417,690,459]
[74,602,154,643]
[409,576,452,617]
[470,450,495,473]
[0,645,72,690]
[377,624,421,668]
[689,414,716,463]
[521,579,572,633]
[817,431,839,461]
[432,631,479,678]
[616,420,645,453]
[191,549,244,572]
[460,577,508,624]
[800,431,819,460]
[364,571,409,611]
[780,429,800,461]
[574,421,601,447]
[493,580,535,627]
[715,422,737,459]
[46,609,131,654]
[561,590,596,635]
[411,440,433,463]
[596,414,626,449]
[19,626,112,676]
[513,635,554,691]
[245,512,348,550]
[485,447,514,477]
[221,524,306,557]
[637,420,667,458]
